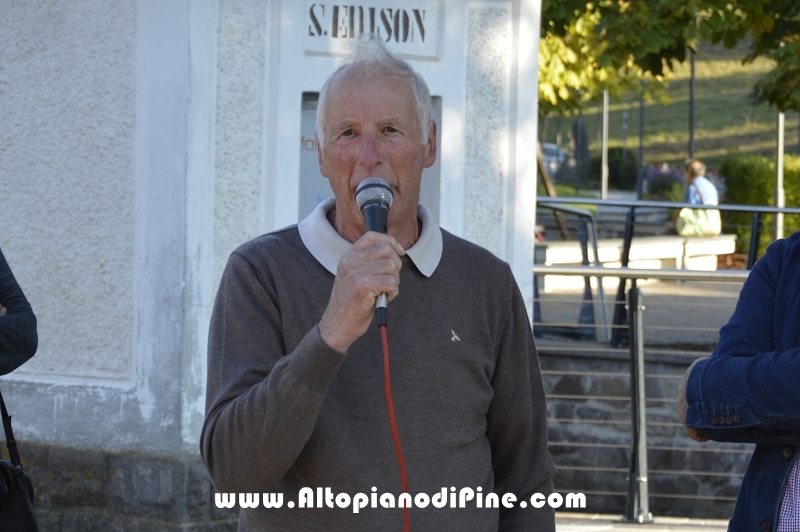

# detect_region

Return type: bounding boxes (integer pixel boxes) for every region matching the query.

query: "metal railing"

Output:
[533,200,800,520]
[535,198,800,348]
[534,265,751,521]
[537,197,800,269]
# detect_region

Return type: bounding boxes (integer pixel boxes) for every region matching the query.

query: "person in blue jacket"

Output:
[678,231,800,532]
[0,246,37,374]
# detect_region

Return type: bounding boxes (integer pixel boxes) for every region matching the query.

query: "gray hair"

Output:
[315,37,434,146]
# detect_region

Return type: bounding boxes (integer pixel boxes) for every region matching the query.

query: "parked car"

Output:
[541,143,567,177]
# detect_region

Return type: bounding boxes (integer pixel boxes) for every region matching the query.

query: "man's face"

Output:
[317,65,436,242]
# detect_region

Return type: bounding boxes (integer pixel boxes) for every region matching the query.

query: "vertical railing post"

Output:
[611,208,636,347]
[747,212,762,270]
[577,217,596,339]
[624,284,652,523]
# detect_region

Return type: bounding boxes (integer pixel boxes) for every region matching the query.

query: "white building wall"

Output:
[0,0,193,454]
[0,0,137,383]
[0,0,541,455]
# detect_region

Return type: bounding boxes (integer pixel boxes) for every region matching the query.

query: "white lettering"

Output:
[380,492,395,508]
[239,492,259,508]
[352,493,369,513]
[214,493,236,509]
[263,492,283,508]
[548,492,563,509]
[501,493,517,509]
[398,493,412,508]
[566,492,587,508]
[298,487,314,508]
[414,492,430,508]
[484,493,499,508]
[431,487,447,508]
[335,492,351,509]
[458,487,474,508]
[531,493,546,509]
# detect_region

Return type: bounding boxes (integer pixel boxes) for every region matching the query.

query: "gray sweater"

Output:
[201,226,555,531]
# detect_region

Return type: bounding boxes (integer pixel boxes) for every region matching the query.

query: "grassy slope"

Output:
[541,40,799,174]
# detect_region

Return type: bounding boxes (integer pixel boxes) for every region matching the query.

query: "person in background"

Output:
[684,158,718,206]
[0,246,37,374]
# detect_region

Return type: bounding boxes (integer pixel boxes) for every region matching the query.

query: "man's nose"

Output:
[357,134,382,169]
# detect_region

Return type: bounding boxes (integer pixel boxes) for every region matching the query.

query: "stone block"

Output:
[186,458,211,519]
[35,509,63,532]
[18,442,49,508]
[46,446,109,507]
[550,374,585,396]
[59,508,134,532]
[110,452,186,521]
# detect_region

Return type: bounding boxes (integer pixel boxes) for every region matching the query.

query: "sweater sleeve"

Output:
[200,251,346,492]
[0,247,38,375]
[685,237,800,444]
[488,268,556,531]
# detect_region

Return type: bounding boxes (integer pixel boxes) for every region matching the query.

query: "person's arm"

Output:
[0,247,37,374]
[681,237,800,445]
[201,232,404,493]
[489,267,556,531]
[687,183,701,205]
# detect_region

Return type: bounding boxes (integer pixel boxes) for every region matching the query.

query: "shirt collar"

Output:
[298,198,442,278]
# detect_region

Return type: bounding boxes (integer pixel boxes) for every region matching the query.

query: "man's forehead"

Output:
[328,63,410,97]
[324,66,417,122]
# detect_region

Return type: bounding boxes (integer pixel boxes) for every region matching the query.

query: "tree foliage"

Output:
[540,0,800,115]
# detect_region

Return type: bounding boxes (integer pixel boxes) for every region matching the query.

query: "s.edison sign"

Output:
[304,1,439,58]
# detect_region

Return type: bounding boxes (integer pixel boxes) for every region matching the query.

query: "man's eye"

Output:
[384,126,398,133]
[342,129,355,136]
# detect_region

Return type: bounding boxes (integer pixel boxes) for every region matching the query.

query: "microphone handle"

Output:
[362,203,390,325]
[362,203,389,235]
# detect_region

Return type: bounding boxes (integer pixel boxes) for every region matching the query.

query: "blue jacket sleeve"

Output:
[0,247,38,375]
[685,234,800,444]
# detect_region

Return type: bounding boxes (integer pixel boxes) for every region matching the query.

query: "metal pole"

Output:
[577,218,596,339]
[636,87,645,200]
[622,110,629,159]
[624,285,652,523]
[775,111,785,240]
[688,52,695,158]
[610,208,635,348]
[602,89,609,200]
[638,87,645,166]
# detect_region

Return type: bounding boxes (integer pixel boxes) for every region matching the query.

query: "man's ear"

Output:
[317,134,330,178]
[422,122,437,169]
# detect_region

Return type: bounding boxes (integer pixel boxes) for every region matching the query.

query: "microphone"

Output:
[355,178,394,326]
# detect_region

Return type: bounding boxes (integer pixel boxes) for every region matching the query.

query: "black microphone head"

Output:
[355,178,393,212]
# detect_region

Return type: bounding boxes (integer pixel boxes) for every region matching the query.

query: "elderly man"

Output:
[678,231,800,531]
[201,39,555,531]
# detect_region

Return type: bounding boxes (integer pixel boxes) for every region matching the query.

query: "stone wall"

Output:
[540,346,752,518]
[19,444,237,532]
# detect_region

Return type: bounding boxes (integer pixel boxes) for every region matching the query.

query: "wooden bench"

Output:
[534,234,738,292]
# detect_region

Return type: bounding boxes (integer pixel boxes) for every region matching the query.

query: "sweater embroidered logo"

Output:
[451,329,461,342]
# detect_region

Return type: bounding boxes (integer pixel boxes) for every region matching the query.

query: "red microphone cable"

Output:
[379,323,410,532]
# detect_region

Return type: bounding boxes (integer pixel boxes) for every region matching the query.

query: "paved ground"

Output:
[556,513,729,532]
[536,279,745,348]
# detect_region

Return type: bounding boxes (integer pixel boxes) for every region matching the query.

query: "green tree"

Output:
[540,0,800,115]
[698,0,800,111]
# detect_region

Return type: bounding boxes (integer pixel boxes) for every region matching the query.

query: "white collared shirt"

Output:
[297,198,443,277]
